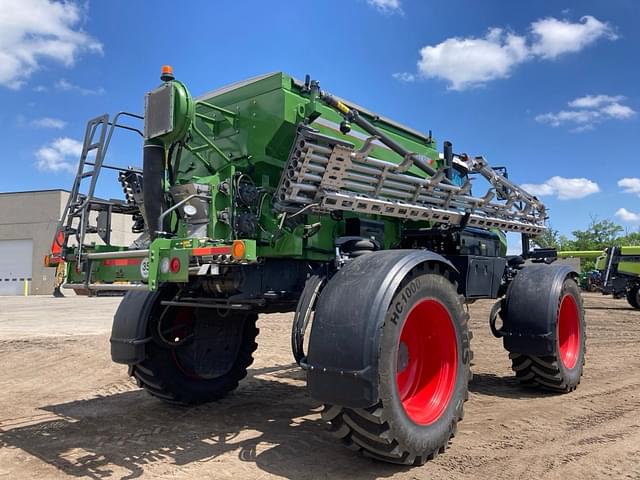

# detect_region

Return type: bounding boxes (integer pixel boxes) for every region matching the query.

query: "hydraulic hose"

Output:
[320,92,453,185]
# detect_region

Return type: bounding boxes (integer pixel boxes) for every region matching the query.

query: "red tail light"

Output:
[51,230,64,255]
[169,257,181,273]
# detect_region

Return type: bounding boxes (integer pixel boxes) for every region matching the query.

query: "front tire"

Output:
[323,266,472,465]
[510,278,585,392]
[125,288,259,405]
[626,285,640,309]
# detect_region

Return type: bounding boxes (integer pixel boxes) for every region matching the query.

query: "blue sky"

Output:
[0,0,638,246]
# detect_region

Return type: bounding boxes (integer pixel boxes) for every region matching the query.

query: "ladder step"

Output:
[87,143,101,150]
[81,170,95,178]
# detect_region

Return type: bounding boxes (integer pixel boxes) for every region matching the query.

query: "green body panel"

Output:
[557,250,604,259]
[618,261,640,276]
[149,238,189,290]
[614,246,640,276]
[158,80,195,145]
[66,245,144,284]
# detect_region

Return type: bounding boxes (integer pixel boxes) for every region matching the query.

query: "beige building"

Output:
[0,190,137,295]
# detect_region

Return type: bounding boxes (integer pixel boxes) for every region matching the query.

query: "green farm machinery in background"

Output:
[46,68,586,465]
[556,247,640,308]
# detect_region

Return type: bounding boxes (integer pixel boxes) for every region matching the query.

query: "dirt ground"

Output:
[1,292,639,479]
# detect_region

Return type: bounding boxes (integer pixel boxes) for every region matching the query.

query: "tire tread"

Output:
[133,315,259,405]
[509,278,585,393]
[322,263,470,465]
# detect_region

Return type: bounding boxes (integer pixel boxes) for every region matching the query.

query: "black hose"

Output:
[444,141,453,180]
[171,143,184,184]
[321,92,452,184]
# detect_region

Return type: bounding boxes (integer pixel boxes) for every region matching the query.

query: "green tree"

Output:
[620,231,640,246]
[569,216,623,250]
[533,225,560,249]
[556,217,624,271]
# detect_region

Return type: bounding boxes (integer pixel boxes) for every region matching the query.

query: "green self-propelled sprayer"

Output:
[552,247,640,308]
[46,68,586,465]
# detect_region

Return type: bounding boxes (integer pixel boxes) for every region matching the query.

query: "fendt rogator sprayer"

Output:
[45,68,586,465]
[551,248,640,308]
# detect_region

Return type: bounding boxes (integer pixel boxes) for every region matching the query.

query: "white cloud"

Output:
[55,78,105,95]
[0,0,103,89]
[392,72,416,82]
[417,28,528,90]
[615,208,640,223]
[569,124,595,133]
[397,15,616,90]
[35,137,82,173]
[569,94,623,108]
[618,178,640,196]
[522,176,600,200]
[600,102,635,119]
[536,94,635,131]
[31,117,66,129]
[530,16,617,59]
[535,109,599,127]
[367,0,401,13]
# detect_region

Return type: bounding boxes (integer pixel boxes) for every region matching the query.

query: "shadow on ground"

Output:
[584,306,635,311]
[469,372,554,399]
[0,364,404,480]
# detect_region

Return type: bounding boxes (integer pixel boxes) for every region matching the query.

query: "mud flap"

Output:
[305,249,455,408]
[110,290,159,364]
[499,264,577,356]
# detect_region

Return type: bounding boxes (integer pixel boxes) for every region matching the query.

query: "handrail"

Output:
[85,249,149,260]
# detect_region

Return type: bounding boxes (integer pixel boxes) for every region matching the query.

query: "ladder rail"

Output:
[59,115,106,229]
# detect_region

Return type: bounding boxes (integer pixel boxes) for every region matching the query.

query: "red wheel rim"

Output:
[396,299,458,425]
[163,307,203,379]
[558,294,580,369]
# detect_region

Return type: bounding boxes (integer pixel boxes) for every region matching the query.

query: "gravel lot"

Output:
[1,292,639,479]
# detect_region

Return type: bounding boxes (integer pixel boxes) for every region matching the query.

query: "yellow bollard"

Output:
[23,279,29,297]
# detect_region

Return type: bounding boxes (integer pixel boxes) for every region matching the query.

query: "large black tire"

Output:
[510,278,585,392]
[626,285,640,309]
[322,266,472,465]
[128,289,259,405]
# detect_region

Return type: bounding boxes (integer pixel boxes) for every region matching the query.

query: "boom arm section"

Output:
[275,128,547,235]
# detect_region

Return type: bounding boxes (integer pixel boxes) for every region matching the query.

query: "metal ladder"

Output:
[57,114,110,264]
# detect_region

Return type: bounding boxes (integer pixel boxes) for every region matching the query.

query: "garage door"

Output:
[0,239,33,295]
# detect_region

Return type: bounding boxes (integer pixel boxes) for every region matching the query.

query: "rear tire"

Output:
[510,278,585,392]
[323,266,472,465]
[626,285,640,309]
[129,288,259,405]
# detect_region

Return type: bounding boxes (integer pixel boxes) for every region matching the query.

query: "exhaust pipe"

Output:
[143,143,165,238]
